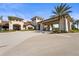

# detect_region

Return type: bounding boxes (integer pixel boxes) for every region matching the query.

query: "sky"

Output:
[0,3,79,21]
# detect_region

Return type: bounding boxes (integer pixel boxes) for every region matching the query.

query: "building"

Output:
[24,21,34,30]
[0,15,73,32]
[31,16,43,30]
[0,16,34,30]
[32,15,73,32]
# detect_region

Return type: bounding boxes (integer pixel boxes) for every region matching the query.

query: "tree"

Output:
[8,16,24,21]
[71,18,76,30]
[74,20,79,29]
[52,3,72,32]
[0,16,3,20]
[52,3,72,17]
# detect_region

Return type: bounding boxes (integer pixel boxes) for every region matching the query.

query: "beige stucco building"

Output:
[0,16,72,32]
[0,17,34,30]
[31,16,73,32]
[9,20,24,30]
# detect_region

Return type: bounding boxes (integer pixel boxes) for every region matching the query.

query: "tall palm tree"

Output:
[52,3,72,32]
[52,3,72,17]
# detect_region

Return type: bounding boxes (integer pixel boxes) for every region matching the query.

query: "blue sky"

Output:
[0,3,79,21]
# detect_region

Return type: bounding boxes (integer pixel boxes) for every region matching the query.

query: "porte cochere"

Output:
[31,16,73,32]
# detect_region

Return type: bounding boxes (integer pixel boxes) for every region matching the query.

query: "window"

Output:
[53,24,59,28]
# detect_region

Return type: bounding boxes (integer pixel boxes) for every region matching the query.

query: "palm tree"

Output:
[52,3,72,32]
[52,3,72,17]
[74,20,79,29]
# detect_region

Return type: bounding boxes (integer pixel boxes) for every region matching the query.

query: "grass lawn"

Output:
[0,29,35,33]
[0,30,16,33]
[71,29,79,33]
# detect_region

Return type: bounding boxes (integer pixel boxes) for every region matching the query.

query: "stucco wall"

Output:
[26,25,34,30]
[32,18,43,30]
[0,20,2,23]
[9,20,24,30]
[59,18,72,32]
[59,18,65,31]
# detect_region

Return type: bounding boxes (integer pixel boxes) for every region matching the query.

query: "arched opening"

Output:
[13,24,21,30]
[2,23,9,30]
[37,24,40,30]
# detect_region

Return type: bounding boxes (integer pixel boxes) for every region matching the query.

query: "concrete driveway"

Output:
[0,31,42,55]
[0,31,79,56]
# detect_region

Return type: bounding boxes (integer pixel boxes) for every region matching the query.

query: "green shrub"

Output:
[0,30,16,33]
[71,29,79,33]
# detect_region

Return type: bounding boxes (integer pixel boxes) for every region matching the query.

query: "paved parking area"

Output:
[0,31,42,55]
[0,31,79,56]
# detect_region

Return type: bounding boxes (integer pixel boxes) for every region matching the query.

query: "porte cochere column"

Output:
[65,18,69,32]
[40,23,44,31]
[59,18,69,32]
[9,21,13,30]
[50,24,52,31]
